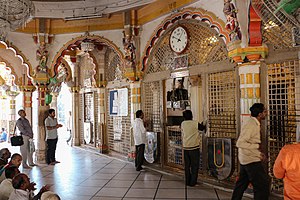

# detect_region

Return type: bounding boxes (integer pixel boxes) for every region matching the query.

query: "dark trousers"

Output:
[135,144,145,169]
[232,162,269,200]
[46,138,58,164]
[184,148,200,186]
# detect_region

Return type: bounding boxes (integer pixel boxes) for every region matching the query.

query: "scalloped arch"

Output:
[51,35,124,76]
[0,41,33,85]
[141,8,229,72]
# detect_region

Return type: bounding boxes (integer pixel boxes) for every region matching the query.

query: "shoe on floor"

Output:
[136,167,144,171]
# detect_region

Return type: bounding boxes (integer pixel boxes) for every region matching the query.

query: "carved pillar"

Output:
[98,88,107,153]
[6,91,19,135]
[70,86,80,146]
[20,85,36,125]
[35,85,49,163]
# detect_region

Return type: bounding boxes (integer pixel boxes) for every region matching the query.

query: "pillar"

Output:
[35,85,49,163]
[21,86,36,125]
[70,86,80,146]
[128,82,141,160]
[98,87,108,153]
[6,90,19,135]
[239,64,261,124]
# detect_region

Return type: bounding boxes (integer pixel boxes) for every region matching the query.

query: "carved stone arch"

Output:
[0,41,33,86]
[141,8,230,72]
[51,35,124,77]
[60,59,72,82]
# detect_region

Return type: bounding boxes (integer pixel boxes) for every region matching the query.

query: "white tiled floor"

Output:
[1,138,280,200]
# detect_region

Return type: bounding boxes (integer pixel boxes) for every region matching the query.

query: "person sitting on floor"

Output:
[0,166,20,200]
[0,154,23,183]
[9,173,50,200]
[41,191,61,200]
[0,148,11,167]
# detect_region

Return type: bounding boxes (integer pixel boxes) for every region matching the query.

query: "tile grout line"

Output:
[88,159,127,200]
[152,174,163,200]
[121,170,143,199]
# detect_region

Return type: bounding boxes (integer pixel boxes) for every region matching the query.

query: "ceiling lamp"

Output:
[80,32,94,52]
[0,0,34,39]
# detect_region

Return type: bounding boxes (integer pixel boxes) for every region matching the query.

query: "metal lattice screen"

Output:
[208,71,237,138]
[142,81,162,162]
[105,48,122,82]
[146,20,227,74]
[267,60,300,193]
[106,87,131,155]
[263,23,294,50]
[208,70,237,181]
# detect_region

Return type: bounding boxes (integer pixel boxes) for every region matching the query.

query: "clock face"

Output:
[170,26,188,54]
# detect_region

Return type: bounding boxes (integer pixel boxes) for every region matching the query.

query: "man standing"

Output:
[231,103,269,200]
[16,109,36,168]
[133,110,147,171]
[181,110,205,187]
[273,142,300,199]
[45,109,63,165]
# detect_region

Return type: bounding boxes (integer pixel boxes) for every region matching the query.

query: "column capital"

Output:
[228,46,268,64]
[69,86,80,93]
[5,90,19,98]
[19,85,36,92]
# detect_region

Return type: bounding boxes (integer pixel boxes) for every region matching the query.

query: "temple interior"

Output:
[0,0,299,199]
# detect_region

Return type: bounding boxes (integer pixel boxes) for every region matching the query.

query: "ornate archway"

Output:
[141,8,230,72]
[0,41,33,86]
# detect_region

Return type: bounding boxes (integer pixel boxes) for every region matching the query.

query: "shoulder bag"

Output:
[10,123,24,146]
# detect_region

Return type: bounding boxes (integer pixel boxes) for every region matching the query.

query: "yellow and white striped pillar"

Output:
[22,86,36,125]
[239,64,260,124]
[129,82,141,160]
[6,90,19,135]
[130,82,141,123]
[98,87,108,153]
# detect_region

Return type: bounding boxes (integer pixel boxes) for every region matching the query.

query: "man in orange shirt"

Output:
[273,143,300,200]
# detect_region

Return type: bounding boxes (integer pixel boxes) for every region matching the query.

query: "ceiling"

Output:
[32,0,156,19]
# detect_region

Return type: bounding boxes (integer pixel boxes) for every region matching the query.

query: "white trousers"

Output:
[20,135,34,166]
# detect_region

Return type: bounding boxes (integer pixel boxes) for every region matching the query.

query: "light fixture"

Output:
[0,0,34,40]
[80,32,94,52]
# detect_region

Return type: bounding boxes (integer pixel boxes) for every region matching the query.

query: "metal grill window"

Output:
[106,87,131,155]
[146,21,227,74]
[267,60,300,193]
[105,48,122,82]
[208,71,237,138]
[143,82,161,133]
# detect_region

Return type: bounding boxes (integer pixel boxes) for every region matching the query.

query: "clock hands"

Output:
[178,30,184,42]
[172,35,181,42]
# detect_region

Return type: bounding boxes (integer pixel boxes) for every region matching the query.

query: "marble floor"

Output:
[1,138,276,200]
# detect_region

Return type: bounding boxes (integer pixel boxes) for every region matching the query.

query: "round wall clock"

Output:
[169,26,188,54]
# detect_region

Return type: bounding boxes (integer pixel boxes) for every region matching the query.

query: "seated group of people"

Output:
[0,148,60,200]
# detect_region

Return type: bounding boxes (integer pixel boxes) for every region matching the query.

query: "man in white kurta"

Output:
[133,110,147,171]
